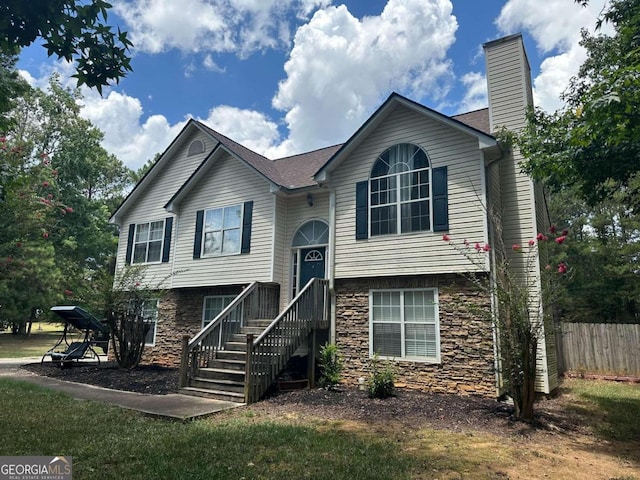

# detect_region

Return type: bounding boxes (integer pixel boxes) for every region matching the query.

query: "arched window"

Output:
[187,140,205,156]
[370,143,431,236]
[292,220,329,247]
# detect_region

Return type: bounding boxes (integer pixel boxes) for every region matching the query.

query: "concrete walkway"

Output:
[0,358,242,420]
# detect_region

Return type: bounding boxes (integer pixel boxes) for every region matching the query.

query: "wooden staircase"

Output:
[179,279,329,404]
[179,319,271,403]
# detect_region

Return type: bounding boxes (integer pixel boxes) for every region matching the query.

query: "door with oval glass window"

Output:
[299,247,326,290]
[291,220,329,298]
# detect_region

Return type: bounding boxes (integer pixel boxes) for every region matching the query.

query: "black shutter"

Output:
[125,224,135,264]
[241,201,253,254]
[355,181,368,240]
[432,166,449,232]
[193,210,204,259]
[162,217,173,263]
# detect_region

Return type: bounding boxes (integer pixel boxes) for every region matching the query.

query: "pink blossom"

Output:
[42,181,49,188]
[545,265,551,271]
[135,282,141,287]
[528,239,535,247]
[47,193,53,199]
[483,244,491,252]
[42,232,49,239]
[555,235,567,245]
[549,225,557,234]
[0,136,5,143]
[64,289,73,296]
[512,244,521,251]
[475,243,481,251]
[65,206,74,213]
[562,229,569,236]
[557,262,568,274]
[442,234,451,241]
[536,233,545,241]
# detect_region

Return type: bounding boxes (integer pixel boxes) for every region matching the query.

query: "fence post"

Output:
[179,335,189,388]
[244,334,254,404]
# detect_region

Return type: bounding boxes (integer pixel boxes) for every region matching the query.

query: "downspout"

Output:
[328,184,337,344]
[484,142,506,396]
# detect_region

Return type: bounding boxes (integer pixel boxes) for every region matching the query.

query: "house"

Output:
[109,33,558,403]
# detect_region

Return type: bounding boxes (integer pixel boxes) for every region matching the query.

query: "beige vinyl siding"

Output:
[332,105,489,279]
[170,153,275,288]
[280,191,330,303]
[114,130,210,289]
[272,195,287,298]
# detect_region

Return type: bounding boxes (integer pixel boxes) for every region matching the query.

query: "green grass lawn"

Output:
[0,380,416,480]
[562,378,640,441]
[0,324,65,358]
[1,378,638,479]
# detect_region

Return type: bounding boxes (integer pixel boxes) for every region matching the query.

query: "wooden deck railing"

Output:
[179,282,280,387]
[244,278,329,404]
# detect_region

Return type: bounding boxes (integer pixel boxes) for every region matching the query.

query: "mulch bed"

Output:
[19,361,586,438]
[21,361,180,395]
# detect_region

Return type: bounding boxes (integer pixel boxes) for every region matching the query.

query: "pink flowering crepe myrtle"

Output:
[443,229,570,275]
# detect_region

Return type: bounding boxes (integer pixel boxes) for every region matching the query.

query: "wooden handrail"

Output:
[180,281,280,386]
[188,281,257,349]
[245,278,329,403]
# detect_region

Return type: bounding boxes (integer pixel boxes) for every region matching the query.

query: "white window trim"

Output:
[202,295,239,328]
[368,288,441,363]
[132,220,165,265]
[201,204,244,258]
[142,299,159,347]
[368,144,434,237]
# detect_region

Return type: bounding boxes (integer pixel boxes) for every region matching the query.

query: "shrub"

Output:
[367,353,395,398]
[318,343,342,389]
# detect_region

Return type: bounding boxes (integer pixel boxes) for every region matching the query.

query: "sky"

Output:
[16,0,611,171]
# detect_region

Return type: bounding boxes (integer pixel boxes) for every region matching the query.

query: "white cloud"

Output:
[270,0,458,154]
[495,0,610,112]
[458,72,487,113]
[113,0,331,56]
[200,106,281,154]
[80,91,185,170]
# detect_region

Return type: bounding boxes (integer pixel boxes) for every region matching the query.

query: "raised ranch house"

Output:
[110,33,558,404]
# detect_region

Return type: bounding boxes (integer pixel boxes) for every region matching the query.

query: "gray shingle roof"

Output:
[196,105,490,190]
[451,108,490,135]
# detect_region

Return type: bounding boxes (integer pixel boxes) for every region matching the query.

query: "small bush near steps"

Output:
[367,353,396,398]
[318,343,343,389]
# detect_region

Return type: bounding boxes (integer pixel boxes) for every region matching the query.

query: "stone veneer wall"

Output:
[141,285,243,367]
[336,274,496,397]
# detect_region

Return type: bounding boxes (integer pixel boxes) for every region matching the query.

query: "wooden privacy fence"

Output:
[561,322,640,376]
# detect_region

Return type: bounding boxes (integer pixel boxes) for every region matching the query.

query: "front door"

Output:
[299,247,326,290]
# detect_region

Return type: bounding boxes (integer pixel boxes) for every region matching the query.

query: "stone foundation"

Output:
[141,285,243,367]
[335,274,496,397]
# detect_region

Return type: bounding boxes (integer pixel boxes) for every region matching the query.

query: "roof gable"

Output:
[315,92,496,182]
[109,119,210,224]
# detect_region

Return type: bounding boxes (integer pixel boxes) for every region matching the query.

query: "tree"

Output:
[105,267,153,369]
[0,75,132,333]
[443,233,568,421]
[519,0,640,206]
[0,0,133,93]
[0,52,29,132]
[517,0,640,324]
